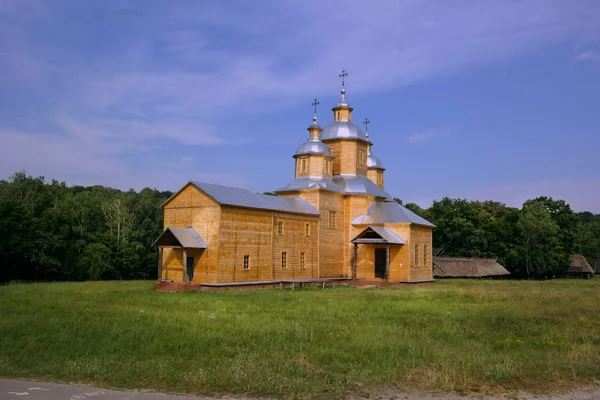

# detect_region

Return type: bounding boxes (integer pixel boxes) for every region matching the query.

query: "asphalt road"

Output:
[3,379,600,400]
[0,379,220,400]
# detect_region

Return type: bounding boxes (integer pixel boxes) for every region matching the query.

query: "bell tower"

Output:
[320,70,369,177]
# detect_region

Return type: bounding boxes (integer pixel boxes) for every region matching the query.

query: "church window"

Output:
[301,159,307,173]
[278,221,284,235]
[415,244,421,268]
[243,255,250,270]
[305,223,310,236]
[424,245,429,267]
[359,149,366,166]
[281,252,287,269]
[300,252,305,269]
[324,160,331,175]
[328,211,336,228]
[377,172,383,187]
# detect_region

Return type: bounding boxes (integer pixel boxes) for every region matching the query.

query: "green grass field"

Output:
[1,279,599,398]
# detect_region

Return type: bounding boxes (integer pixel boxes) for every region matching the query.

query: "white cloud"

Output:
[407,129,450,143]
[576,51,600,61]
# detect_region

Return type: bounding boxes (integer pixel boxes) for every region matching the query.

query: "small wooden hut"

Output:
[433,257,510,278]
[565,254,595,279]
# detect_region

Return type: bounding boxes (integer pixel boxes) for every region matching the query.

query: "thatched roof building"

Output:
[566,254,595,278]
[433,257,510,278]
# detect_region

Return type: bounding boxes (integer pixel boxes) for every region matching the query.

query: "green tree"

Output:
[80,243,113,280]
[516,202,560,278]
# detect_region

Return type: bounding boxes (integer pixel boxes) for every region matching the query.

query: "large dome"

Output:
[367,154,384,169]
[320,120,367,141]
[294,139,332,156]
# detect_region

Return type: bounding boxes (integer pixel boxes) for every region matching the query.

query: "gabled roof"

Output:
[568,254,595,274]
[351,226,405,244]
[433,257,510,278]
[153,227,208,249]
[352,200,435,227]
[190,181,319,216]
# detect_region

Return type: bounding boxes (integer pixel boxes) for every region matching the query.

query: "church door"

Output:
[185,256,195,282]
[374,248,387,279]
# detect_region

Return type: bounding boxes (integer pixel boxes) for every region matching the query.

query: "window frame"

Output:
[281,251,287,269]
[305,223,310,236]
[277,221,284,236]
[415,244,421,268]
[301,158,307,173]
[300,252,305,269]
[359,149,366,166]
[328,210,336,229]
[243,255,250,271]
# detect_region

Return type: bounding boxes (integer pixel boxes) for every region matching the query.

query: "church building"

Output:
[154,73,435,290]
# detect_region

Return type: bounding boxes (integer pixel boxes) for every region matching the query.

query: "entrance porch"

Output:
[351,226,405,282]
[153,226,207,283]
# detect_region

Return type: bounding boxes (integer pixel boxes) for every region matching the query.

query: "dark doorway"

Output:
[374,248,386,278]
[185,256,195,282]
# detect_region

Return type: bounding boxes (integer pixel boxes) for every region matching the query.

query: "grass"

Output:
[1,279,600,399]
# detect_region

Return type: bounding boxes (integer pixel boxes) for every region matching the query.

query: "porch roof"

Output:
[351,226,406,245]
[153,226,208,249]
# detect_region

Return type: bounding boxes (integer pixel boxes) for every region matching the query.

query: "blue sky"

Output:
[1,0,599,212]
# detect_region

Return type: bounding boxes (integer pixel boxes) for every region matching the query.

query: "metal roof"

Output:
[275,177,344,193]
[275,175,391,199]
[352,200,435,227]
[294,139,333,156]
[320,120,367,141]
[351,226,406,244]
[367,154,384,169]
[153,227,208,249]
[191,181,319,216]
[333,175,391,199]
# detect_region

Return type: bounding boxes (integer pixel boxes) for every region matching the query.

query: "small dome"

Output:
[367,154,384,169]
[320,120,367,141]
[294,139,332,156]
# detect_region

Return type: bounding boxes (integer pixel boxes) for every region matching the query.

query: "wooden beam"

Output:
[183,248,188,283]
[385,244,390,281]
[353,243,358,280]
[158,247,163,281]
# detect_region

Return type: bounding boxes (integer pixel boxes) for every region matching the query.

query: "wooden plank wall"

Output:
[162,184,221,283]
[309,155,324,178]
[272,213,319,280]
[409,225,434,281]
[318,191,345,277]
[218,208,273,282]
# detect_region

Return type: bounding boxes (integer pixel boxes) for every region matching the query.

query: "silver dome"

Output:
[367,154,384,169]
[320,120,367,141]
[294,139,332,156]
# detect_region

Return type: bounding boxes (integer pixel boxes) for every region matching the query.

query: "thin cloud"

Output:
[407,129,450,143]
[576,51,600,61]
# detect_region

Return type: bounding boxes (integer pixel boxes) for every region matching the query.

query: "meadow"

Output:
[0,279,599,398]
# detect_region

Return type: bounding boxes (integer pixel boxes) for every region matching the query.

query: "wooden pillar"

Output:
[182,248,187,283]
[352,243,358,280]
[385,244,390,281]
[157,247,163,281]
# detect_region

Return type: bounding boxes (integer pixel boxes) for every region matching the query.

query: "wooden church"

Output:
[154,72,435,290]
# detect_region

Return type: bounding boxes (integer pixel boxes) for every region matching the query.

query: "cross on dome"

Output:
[339,69,348,87]
[311,98,320,125]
